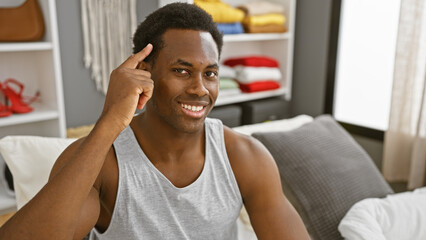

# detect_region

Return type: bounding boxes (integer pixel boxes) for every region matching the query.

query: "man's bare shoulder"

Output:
[223,126,272,163]
[223,126,277,189]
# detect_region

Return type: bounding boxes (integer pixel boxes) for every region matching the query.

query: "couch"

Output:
[0,114,425,239]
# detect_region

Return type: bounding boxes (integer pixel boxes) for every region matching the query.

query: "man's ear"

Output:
[137,61,151,71]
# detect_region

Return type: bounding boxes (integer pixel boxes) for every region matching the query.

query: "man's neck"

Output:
[130,110,205,163]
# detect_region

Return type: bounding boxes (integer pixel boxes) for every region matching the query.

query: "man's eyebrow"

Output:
[207,63,219,69]
[171,59,219,69]
[172,59,193,67]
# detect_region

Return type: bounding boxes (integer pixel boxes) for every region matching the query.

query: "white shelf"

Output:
[0,104,59,127]
[215,88,287,106]
[0,42,53,52]
[223,32,290,42]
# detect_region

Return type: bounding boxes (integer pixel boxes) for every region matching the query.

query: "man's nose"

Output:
[187,73,209,96]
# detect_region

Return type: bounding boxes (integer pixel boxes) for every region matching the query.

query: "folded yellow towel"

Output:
[244,23,287,33]
[195,0,245,23]
[243,13,286,26]
[238,1,285,16]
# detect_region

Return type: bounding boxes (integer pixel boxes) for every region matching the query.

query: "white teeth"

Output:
[181,103,204,112]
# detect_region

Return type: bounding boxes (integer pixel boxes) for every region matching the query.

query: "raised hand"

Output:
[100,43,154,131]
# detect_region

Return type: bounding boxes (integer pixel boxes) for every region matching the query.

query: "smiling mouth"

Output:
[180,103,205,112]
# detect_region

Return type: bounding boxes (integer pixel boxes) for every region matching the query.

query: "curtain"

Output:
[382,0,426,189]
[81,0,137,94]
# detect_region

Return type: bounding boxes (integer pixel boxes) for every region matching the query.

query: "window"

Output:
[332,0,401,131]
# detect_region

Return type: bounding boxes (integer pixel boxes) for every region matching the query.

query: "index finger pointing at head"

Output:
[120,43,153,69]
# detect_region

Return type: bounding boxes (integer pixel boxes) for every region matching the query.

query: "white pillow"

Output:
[232,114,313,135]
[0,136,76,209]
[338,187,426,240]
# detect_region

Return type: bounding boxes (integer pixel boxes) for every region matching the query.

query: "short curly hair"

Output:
[133,2,223,65]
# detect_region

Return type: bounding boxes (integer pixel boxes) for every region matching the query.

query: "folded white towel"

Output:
[338,187,426,240]
[238,1,285,16]
[235,66,282,83]
[219,65,237,79]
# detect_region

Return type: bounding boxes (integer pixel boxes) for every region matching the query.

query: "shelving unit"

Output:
[159,0,296,106]
[0,42,53,52]
[216,88,288,106]
[0,0,66,138]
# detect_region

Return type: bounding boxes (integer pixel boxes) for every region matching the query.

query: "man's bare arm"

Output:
[225,128,310,240]
[0,44,154,239]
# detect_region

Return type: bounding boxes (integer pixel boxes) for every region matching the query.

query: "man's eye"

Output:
[174,69,188,74]
[205,71,217,78]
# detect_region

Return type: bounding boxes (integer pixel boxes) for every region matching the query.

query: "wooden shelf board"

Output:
[0,105,59,127]
[215,88,287,106]
[223,33,290,42]
[0,42,53,52]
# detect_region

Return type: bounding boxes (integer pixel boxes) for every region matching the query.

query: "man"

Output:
[0,3,309,239]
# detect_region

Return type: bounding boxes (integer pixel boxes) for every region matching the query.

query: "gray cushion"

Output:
[252,115,393,240]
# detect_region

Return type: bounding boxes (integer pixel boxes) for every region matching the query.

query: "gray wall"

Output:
[56,1,157,128]
[291,0,332,117]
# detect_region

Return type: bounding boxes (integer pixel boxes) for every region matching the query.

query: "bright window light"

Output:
[334,0,401,131]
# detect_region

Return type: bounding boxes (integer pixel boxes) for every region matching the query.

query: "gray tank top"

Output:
[89,118,242,240]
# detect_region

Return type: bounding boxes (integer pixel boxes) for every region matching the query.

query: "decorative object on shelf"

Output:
[1,79,40,114]
[81,0,137,94]
[0,0,45,42]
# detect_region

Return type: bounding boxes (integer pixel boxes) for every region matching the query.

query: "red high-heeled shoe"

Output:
[1,78,39,114]
[0,102,12,117]
[0,83,12,117]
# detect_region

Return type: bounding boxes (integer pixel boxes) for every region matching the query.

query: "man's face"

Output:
[146,29,219,133]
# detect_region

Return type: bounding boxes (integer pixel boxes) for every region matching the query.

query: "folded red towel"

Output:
[224,56,279,67]
[238,80,281,93]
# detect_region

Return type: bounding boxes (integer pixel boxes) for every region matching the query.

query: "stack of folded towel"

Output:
[219,65,241,96]
[238,1,287,33]
[195,0,245,35]
[223,56,282,93]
